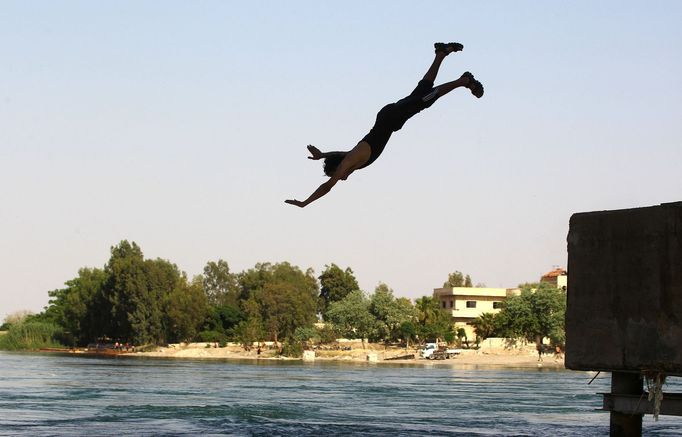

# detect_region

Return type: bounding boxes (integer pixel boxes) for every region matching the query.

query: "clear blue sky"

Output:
[1,1,681,321]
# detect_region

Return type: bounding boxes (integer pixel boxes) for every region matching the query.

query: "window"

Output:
[466,301,477,308]
[493,301,502,309]
[449,300,453,308]
[442,300,446,309]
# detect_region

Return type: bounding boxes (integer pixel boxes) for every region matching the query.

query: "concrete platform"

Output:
[565,202,682,375]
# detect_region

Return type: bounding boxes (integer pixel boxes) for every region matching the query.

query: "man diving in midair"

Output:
[286,42,484,208]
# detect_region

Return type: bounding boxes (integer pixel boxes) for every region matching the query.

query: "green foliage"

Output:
[0,321,63,350]
[318,264,359,319]
[31,242,364,350]
[202,260,239,306]
[399,320,417,347]
[258,280,317,343]
[369,283,416,343]
[414,296,453,342]
[38,240,187,346]
[164,276,209,343]
[44,268,107,346]
[235,298,265,349]
[495,283,566,346]
[281,338,304,358]
[236,262,318,343]
[443,330,455,344]
[326,290,377,348]
[471,312,500,340]
[197,330,227,343]
[102,241,172,345]
[317,324,339,344]
[443,271,474,288]
[293,326,318,343]
[292,326,319,352]
[203,303,244,340]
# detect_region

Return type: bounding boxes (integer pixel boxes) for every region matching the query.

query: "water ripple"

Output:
[2,352,682,436]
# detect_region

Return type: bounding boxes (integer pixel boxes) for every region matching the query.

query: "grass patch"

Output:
[0,321,63,350]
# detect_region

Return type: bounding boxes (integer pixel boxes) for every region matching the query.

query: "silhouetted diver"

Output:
[286,42,484,208]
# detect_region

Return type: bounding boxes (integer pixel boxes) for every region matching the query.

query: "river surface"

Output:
[1,351,682,436]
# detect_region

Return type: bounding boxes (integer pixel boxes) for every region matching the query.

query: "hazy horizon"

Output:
[2,1,681,322]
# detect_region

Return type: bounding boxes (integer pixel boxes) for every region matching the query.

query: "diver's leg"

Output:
[422,43,462,82]
[434,72,484,99]
[422,52,447,83]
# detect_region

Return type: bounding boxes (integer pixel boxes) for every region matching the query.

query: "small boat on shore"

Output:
[38,345,132,356]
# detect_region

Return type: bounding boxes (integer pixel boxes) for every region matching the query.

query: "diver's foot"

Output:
[434,42,463,55]
[461,71,484,98]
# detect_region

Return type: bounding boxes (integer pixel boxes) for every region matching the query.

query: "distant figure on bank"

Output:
[285,42,484,208]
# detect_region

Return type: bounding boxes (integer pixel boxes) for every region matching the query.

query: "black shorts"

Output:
[359,80,440,168]
[378,79,440,132]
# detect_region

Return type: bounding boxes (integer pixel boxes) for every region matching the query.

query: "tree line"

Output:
[0,241,566,353]
[0,241,460,351]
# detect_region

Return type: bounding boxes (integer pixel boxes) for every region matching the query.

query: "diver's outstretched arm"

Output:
[285,176,341,208]
[287,142,370,208]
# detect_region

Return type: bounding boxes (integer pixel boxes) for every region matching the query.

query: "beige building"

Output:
[435,268,568,339]
[433,286,520,339]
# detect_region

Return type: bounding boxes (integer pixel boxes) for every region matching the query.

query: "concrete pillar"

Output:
[610,372,643,437]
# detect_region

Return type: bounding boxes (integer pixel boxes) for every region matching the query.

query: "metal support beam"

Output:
[603,392,682,416]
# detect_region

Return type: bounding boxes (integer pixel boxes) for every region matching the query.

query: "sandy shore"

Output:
[130,343,565,368]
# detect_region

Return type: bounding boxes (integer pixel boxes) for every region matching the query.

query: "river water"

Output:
[1,351,681,436]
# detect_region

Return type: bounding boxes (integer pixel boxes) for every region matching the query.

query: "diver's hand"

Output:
[285,199,306,208]
[307,145,323,160]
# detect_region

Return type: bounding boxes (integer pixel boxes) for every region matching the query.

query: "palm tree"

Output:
[471,312,497,340]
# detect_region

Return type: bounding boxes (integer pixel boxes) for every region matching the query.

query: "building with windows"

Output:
[433,286,521,338]
[434,268,568,339]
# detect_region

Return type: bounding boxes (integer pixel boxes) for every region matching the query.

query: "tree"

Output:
[326,290,376,349]
[238,262,318,302]
[142,257,183,344]
[443,271,474,288]
[369,283,416,343]
[235,297,264,350]
[44,267,107,345]
[202,259,239,306]
[102,241,148,343]
[318,264,359,319]
[293,326,319,349]
[399,320,417,348]
[202,302,244,339]
[101,241,181,345]
[495,283,566,347]
[165,276,209,343]
[257,280,317,343]
[237,262,318,343]
[471,312,499,340]
[414,296,452,343]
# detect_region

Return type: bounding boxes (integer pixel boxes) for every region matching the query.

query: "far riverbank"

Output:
[129,342,565,368]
